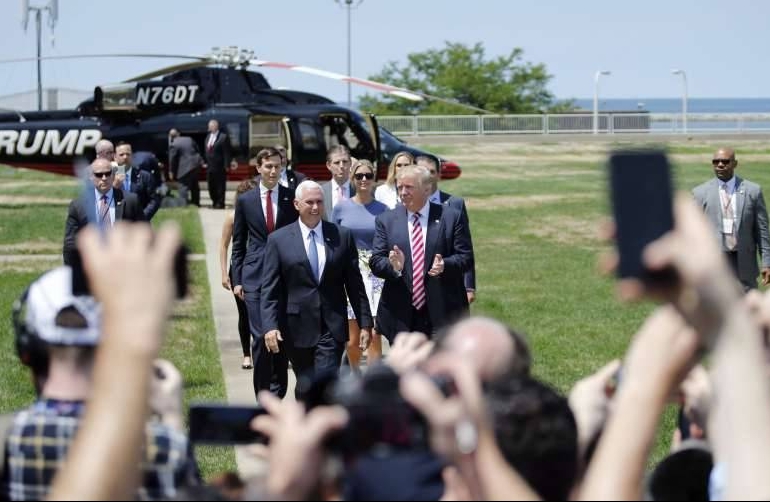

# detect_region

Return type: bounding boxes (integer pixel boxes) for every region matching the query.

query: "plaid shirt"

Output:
[2,399,200,501]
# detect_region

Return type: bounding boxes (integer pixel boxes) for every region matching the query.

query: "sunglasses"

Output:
[712,158,732,166]
[92,171,113,179]
[354,172,374,181]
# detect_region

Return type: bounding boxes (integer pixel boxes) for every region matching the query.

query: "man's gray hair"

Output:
[295,179,323,200]
[396,165,431,188]
[95,139,114,157]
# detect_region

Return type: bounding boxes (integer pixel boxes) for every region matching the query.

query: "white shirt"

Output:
[375,183,400,209]
[207,132,218,149]
[259,183,279,226]
[93,187,116,225]
[407,200,431,270]
[719,177,737,220]
[298,219,326,280]
[331,180,350,209]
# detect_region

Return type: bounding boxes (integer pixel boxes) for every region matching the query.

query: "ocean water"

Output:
[571,98,770,114]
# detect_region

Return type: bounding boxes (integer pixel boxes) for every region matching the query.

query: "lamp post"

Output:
[593,70,611,134]
[22,0,58,111]
[671,69,688,134]
[335,0,363,109]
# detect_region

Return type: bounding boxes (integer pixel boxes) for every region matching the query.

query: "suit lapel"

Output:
[440,190,451,205]
[251,187,266,231]
[276,185,294,227]
[396,207,414,290]
[708,179,722,227]
[115,189,125,220]
[291,223,317,282]
[424,203,443,272]
[735,176,746,232]
[319,222,336,284]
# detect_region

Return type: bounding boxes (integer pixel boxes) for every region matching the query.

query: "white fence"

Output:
[376,113,770,136]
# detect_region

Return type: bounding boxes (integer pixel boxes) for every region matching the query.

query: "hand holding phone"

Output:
[188,404,268,445]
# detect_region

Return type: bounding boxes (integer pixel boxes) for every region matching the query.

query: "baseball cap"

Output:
[25,267,102,346]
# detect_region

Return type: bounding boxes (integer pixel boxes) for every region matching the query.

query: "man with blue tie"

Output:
[113,142,161,220]
[370,165,474,342]
[63,158,143,266]
[261,180,372,389]
[231,147,298,399]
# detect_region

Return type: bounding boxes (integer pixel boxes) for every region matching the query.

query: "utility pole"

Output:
[22,0,58,111]
[335,0,363,109]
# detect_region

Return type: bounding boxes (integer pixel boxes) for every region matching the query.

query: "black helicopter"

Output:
[0,47,484,181]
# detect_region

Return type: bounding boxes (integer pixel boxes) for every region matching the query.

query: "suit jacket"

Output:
[204,131,232,171]
[284,168,307,191]
[132,150,163,187]
[439,190,476,291]
[231,185,298,294]
[693,176,770,287]
[63,188,144,265]
[168,136,202,179]
[321,181,356,220]
[126,167,161,220]
[370,203,474,341]
[261,221,372,348]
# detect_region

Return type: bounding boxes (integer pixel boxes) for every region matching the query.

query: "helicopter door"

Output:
[248,115,292,164]
[362,113,382,174]
[320,114,375,163]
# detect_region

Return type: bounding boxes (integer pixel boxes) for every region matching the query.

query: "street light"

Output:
[22,0,58,111]
[335,0,363,109]
[671,69,688,134]
[593,70,611,134]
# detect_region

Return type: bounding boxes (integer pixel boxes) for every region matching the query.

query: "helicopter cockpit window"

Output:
[321,115,371,160]
[249,116,284,158]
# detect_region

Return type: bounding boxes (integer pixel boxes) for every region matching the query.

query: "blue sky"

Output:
[0,0,765,103]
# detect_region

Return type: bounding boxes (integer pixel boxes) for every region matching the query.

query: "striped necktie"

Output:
[411,213,426,309]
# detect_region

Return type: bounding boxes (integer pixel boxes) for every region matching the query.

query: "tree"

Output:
[359,42,572,115]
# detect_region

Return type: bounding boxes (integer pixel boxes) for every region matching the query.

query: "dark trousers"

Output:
[233,293,250,356]
[286,327,345,401]
[246,296,288,399]
[178,169,200,206]
[409,305,434,338]
[207,168,226,208]
[724,251,753,292]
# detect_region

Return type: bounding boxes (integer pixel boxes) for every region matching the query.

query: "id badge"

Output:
[722,218,734,234]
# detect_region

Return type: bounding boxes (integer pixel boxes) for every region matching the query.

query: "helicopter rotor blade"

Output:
[0,53,205,65]
[122,61,213,82]
[249,59,494,114]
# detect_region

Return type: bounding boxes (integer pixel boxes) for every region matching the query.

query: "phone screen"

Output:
[609,150,676,285]
[188,404,268,445]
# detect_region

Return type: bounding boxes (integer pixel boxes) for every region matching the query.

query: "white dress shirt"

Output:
[259,183,279,226]
[407,200,431,269]
[331,180,350,209]
[299,219,326,279]
[93,187,116,225]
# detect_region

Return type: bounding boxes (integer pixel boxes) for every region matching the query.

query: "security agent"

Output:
[5,266,199,500]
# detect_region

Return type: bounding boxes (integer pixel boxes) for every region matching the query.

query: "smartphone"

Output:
[188,404,269,445]
[609,150,676,285]
[71,243,189,298]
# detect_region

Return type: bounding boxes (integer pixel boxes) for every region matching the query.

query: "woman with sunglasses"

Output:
[333,160,389,370]
[374,151,414,209]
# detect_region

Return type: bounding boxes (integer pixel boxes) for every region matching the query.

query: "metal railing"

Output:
[376,113,770,136]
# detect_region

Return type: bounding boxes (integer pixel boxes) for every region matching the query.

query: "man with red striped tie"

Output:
[370,165,474,342]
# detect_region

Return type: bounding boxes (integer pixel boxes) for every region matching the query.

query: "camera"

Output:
[298,364,455,456]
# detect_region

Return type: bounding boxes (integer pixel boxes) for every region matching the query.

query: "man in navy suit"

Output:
[261,180,372,389]
[370,165,474,342]
[203,119,237,209]
[416,155,477,304]
[231,147,299,399]
[113,142,161,220]
[63,158,144,266]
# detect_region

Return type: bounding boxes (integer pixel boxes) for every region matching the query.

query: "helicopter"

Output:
[0,47,485,182]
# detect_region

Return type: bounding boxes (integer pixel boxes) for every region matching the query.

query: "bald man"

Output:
[693,147,770,290]
[63,158,144,265]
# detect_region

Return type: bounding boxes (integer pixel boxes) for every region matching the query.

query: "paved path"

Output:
[198,205,296,478]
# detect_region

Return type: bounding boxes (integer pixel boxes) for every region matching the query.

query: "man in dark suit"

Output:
[321,145,355,220]
[416,155,477,304]
[274,144,307,191]
[261,180,372,389]
[693,146,770,290]
[168,128,203,207]
[113,142,161,220]
[370,165,474,342]
[231,147,299,399]
[203,119,236,209]
[63,158,144,265]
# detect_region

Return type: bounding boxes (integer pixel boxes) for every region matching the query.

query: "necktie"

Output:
[207,133,215,152]
[411,213,426,310]
[99,195,110,229]
[265,189,275,233]
[720,185,737,250]
[308,230,320,281]
[125,170,131,192]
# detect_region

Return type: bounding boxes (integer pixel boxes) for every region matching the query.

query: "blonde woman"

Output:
[333,159,388,369]
[374,151,413,209]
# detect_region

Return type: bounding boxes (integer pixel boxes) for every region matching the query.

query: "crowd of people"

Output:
[2,143,770,500]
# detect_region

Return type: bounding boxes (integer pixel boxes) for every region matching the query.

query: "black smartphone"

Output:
[609,150,676,285]
[188,404,269,445]
[71,242,189,298]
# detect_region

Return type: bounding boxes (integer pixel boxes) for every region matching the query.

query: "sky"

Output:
[0,0,766,105]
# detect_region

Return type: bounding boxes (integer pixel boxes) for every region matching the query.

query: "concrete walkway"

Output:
[198,205,296,478]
